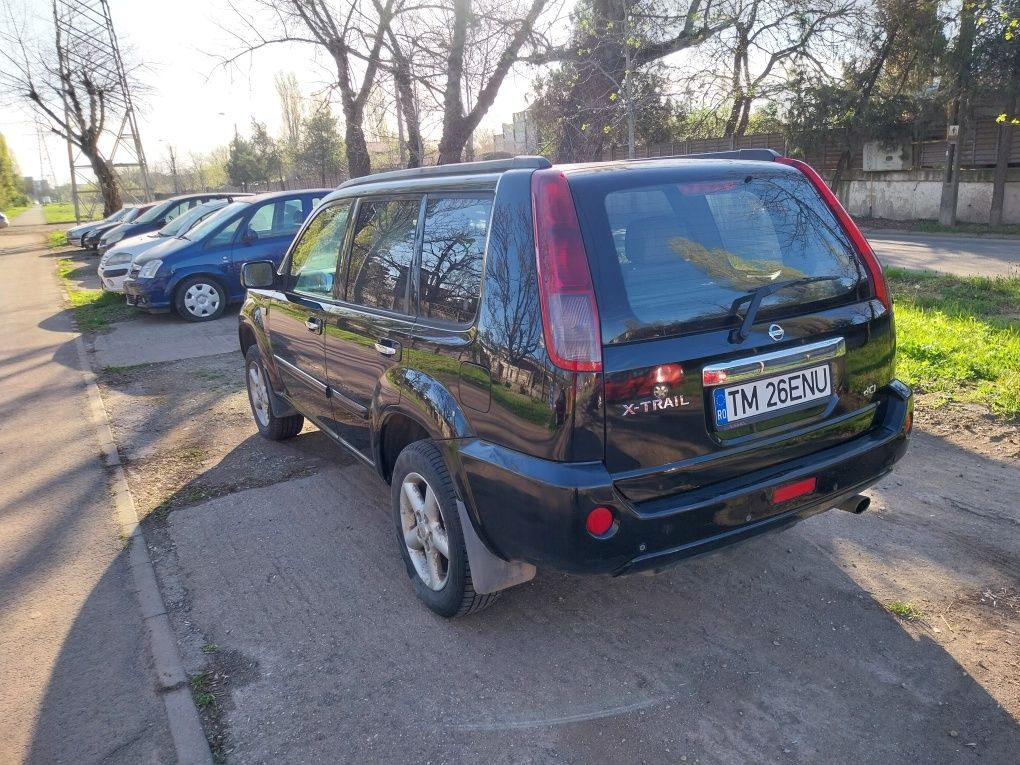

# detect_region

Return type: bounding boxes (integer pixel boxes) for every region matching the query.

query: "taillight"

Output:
[532,169,602,372]
[776,157,891,311]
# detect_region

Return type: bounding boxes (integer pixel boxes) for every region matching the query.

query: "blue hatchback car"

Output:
[122,189,329,321]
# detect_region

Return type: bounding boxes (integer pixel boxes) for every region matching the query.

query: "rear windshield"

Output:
[571,168,868,344]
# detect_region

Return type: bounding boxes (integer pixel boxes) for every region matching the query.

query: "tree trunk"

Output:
[341,96,372,178]
[388,30,423,168]
[990,92,1020,226]
[938,3,977,226]
[86,149,121,216]
[735,97,752,137]
[830,148,851,199]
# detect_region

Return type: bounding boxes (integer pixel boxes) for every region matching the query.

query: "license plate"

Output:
[714,364,831,426]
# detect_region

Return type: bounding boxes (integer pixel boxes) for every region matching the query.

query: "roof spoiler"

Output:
[632,148,782,162]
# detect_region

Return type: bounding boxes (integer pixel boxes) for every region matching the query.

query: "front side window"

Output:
[289,202,351,297]
[247,199,307,239]
[419,196,491,324]
[344,198,419,313]
[206,217,241,249]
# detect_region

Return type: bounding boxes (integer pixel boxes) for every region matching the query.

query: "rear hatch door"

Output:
[569,161,892,504]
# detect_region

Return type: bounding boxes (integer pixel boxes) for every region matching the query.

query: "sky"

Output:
[1,0,536,186]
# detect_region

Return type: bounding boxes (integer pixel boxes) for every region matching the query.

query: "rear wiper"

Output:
[728,276,843,343]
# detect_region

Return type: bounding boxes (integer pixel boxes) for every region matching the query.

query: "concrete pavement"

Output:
[867,230,1020,277]
[11,205,45,226]
[0,226,176,763]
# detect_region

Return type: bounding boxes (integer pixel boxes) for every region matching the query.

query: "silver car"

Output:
[97,199,234,292]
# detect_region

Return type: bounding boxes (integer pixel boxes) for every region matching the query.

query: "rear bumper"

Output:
[457,380,913,576]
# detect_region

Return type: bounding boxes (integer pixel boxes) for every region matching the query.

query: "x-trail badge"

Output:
[768,323,785,341]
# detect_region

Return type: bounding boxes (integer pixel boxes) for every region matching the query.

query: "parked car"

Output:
[122,189,328,321]
[68,206,135,248]
[98,197,247,293]
[237,152,914,618]
[97,192,243,255]
[84,205,152,249]
[0,212,8,228]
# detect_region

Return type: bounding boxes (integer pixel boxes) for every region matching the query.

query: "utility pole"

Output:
[167,144,180,194]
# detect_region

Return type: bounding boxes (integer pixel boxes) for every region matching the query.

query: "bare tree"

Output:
[225,0,398,178]
[0,1,135,214]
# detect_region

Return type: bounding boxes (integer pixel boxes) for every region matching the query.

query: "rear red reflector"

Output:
[772,477,817,504]
[702,369,728,386]
[586,506,615,536]
[776,157,890,311]
[532,169,602,373]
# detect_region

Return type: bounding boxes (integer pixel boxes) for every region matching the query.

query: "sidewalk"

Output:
[0,227,177,764]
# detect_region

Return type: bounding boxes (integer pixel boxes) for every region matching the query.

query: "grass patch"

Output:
[915,221,1020,237]
[885,600,923,620]
[3,204,32,221]
[190,672,217,709]
[888,268,1020,418]
[44,202,100,224]
[48,231,68,248]
[57,257,137,331]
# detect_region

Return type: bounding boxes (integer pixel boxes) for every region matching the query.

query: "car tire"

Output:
[244,346,304,440]
[175,276,227,322]
[390,440,499,618]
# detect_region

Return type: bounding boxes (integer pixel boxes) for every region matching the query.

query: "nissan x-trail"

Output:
[238,151,913,617]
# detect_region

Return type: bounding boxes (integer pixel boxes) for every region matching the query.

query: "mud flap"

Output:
[455,499,536,594]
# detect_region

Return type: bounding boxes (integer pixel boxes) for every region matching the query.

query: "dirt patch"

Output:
[913,393,1020,462]
[97,350,354,526]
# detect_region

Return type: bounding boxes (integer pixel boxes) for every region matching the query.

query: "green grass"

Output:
[48,231,68,248]
[57,257,137,331]
[44,202,101,224]
[915,221,1020,237]
[885,600,923,620]
[190,672,217,709]
[888,268,1020,418]
[3,204,32,221]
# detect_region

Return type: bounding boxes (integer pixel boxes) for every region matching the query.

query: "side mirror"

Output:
[240,228,258,246]
[240,260,276,289]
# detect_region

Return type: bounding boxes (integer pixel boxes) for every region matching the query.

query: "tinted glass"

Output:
[289,203,351,297]
[158,200,226,237]
[122,207,144,222]
[574,170,867,343]
[134,198,177,224]
[345,198,418,313]
[419,196,490,324]
[184,201,248,240]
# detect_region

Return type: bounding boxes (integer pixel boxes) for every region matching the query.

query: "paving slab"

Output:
[90,311,239,367]
[163,441,1020,765]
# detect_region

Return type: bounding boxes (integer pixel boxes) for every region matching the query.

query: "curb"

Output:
[69,308,214,764]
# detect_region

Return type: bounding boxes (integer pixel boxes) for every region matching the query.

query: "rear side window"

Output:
[344,198,419,313]
[574,170,867,343]
[419,196,491,324]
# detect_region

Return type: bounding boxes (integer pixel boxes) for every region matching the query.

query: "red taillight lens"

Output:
[586,506,615,536]
[532,169,602,372]
[772,477,817,504]
[776,157,891,312]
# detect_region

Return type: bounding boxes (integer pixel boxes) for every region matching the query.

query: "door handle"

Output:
[374,340,398,356]
[305,316,323,334]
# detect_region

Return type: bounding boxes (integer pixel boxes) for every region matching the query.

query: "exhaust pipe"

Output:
[834,494,871,514]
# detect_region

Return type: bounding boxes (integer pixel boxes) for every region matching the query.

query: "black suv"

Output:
[238,151,913,617]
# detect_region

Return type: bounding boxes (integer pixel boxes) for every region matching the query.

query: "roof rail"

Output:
[631,148,782,162]
[337,155,552,190]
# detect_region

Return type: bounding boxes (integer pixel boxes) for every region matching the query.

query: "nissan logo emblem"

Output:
[768,323,785,341]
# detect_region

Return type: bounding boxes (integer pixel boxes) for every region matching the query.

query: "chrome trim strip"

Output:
[702,337,845,385]
[331,386,368,417]
[274,354,328,394]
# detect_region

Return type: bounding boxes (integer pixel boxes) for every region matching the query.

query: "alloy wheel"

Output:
[399,472,451,591]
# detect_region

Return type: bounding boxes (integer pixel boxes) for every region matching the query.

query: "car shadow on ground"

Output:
[40,425,1006,765]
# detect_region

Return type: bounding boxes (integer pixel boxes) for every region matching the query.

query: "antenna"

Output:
[53,0,152,222]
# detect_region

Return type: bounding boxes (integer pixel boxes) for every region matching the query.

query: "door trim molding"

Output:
[274,354,328,395]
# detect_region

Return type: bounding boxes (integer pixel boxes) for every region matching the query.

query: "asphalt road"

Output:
[0,225,175,763]
[867,231,1020,277]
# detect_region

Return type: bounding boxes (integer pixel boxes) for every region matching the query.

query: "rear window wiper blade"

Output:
[729,276,843,343]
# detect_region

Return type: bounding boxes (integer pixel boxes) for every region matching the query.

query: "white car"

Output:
[0,212,9,228]
[98,199,234,292]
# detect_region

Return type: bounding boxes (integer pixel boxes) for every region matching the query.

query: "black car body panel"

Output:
[239,153,912,582]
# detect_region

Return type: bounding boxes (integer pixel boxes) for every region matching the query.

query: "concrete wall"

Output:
[826,168,1020,224]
